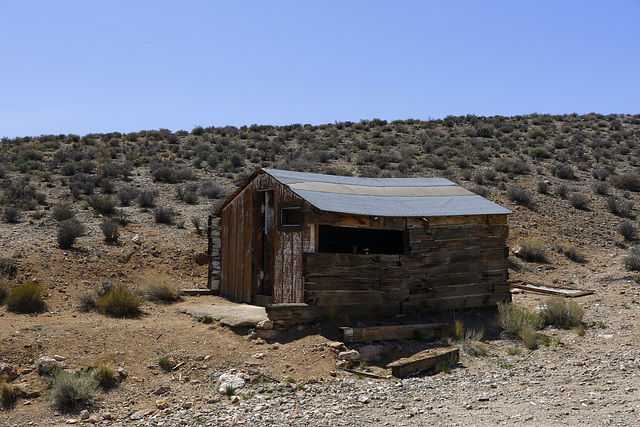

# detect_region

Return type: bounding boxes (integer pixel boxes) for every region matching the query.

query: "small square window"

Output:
[278,202,303,231]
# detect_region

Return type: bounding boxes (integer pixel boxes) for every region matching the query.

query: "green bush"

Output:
[99,220,120,243]
[568,193,590,210]
[57,218,85,249]
[89,195,117,215]
[6,281,47,313]
[155,207,176,224]
[617,221,637,240]
[158,355,175,371]
[52,203,75,222]
[514,237,546,262]
[3,206,21,223]
[50,371,98,411]
[543,297,584,328]
[494,158,529,174]
[138,189,158,208]
[506,186,533,206]
[95,284,143,317]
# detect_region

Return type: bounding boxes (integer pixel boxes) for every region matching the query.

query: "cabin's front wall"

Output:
[219,173,307,304]
[302,213,510,316]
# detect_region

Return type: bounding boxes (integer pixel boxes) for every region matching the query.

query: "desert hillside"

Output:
[1,113,640,426]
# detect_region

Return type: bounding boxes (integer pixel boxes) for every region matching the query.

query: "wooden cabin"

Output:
[209,168,512,323]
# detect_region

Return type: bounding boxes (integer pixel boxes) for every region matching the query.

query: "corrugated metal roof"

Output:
[263,168,512,217]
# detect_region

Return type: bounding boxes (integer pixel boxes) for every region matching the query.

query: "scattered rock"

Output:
[156,399,169,409]
[0,362,19,381]
[80,410,90,420]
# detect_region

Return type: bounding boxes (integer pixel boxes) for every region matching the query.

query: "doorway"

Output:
[254,190,274,305]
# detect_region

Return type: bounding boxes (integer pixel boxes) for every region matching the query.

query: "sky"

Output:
[1,1,639,138]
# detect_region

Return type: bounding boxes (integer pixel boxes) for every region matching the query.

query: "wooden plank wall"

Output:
[219,172,305,304]
[302,214,510,316]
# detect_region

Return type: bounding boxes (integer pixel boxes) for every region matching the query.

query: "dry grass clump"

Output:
[0,378,22,408]
[452,320,486,356]
[95,284,144,317]
[496,303,545,350]
[513,237,546,262]
[89,361,119,389]
[144,274,181,302]
[6,281,47,313]
[542,297,584,329]
[554,241,587,263]
[50,371,98,411]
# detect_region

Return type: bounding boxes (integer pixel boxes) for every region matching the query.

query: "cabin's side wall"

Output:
[218,173,306,304]
[301,214,510,317]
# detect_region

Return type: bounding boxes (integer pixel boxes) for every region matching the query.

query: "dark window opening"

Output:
[318,225,406,254]
[277,202,303,231]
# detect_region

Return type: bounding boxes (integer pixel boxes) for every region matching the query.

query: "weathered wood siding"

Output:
[219,172,305,304]
[302,214,510,315]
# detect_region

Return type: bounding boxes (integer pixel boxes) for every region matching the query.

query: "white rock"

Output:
[80,409,90,420]
[218,373,245,394]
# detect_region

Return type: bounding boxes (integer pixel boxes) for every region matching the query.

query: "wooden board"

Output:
[510,281,595,298]
[387,347,459,378]
[340,323,449,343]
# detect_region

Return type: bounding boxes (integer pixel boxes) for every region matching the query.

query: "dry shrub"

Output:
[95,284,144,317]
[513,237,546,262]
[543,297,584,329]
[496,303,545,350]
[50,371,97,411]
[6,281,47,313]
[0,378,22,408]
[555,241,586,263]
[90,361,119,389]
[144,274,181,302]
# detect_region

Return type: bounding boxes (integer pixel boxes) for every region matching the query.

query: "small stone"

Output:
[130,412,144,420]
[182,402,193,409]
[156,399,169,409]
[65,419,78,424]
[256,320,274,330]
[358,395,370,404]
[53,355,67,361]
[328,341,346,351]
[80,410,90,420]
[116,367,128,379]
[393,403,405,410]
[230,395,241,404]
[253,353,265,359]
[195,355,205,361]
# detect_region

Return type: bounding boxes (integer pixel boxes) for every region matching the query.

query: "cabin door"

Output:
[255,190,274,304]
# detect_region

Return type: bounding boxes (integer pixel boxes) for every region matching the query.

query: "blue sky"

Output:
[2,1,639,138]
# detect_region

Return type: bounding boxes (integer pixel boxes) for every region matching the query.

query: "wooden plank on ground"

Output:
[510,281,595,298]
[340,323,449,343]
[387,347,459,378]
